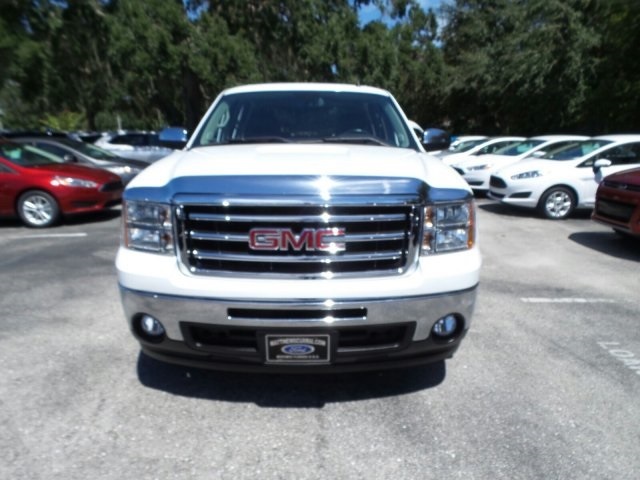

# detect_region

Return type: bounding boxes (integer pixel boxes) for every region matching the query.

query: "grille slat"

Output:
[188,212,407,223]
[193,250,404,263]
[178,202,418,278]
[190,231,407,243]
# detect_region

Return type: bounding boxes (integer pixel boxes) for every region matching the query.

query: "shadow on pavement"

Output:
[0,208,121,229]
[136,352,446,407]
[569,231,640,261]
[478,201,592,220]
[63,208,121,226]
[477,202,533,218]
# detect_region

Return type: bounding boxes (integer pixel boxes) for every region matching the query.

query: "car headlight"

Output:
[51,176,98,188]
[511,170,543,180]
[422,201,476,254]
[467,164,491,171]
[123,201,174,253]
[108,165,140,175]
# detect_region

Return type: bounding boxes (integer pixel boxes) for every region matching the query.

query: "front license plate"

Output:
[265,334,331,364]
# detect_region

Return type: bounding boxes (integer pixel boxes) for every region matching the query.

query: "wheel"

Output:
[17,190,61,228]
[538,186,576,220]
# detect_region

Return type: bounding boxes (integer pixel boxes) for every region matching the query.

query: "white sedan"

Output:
[488,134,640,219]
[440,136,525,166]
[453,135,588,192]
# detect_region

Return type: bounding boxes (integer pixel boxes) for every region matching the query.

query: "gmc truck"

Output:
[116,83,481,373]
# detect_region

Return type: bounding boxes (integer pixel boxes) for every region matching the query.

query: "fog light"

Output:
[432,314,458,338]
[140,314,165,337]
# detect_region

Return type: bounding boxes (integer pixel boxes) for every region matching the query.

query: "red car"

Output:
[0,140,123,227]
[592,166,640,237]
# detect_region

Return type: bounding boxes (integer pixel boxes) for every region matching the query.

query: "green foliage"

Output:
[39,110,86,131]
[441,0,601,134]
[1,0,640,135]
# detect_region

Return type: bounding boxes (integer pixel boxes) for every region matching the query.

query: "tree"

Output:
[50,0,112,130]
[441,0,601,134]
[584,0,640,132]
[105,0,192,129]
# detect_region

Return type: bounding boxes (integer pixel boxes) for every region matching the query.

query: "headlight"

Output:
[107,165,139,175]
[511,170,542,180]
[422,201,476,254]
[467,164,491,171]
[51,176,98,188]
[123,201,173,253]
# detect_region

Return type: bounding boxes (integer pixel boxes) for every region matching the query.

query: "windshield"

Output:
[55,138,121,160]
[540,140,613,160]
[191,90,418,150]
[0,143,65,166]
[448,138,487,153]
[493,139,546,156]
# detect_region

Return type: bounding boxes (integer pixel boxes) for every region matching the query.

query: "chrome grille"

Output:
[176,202,419,278]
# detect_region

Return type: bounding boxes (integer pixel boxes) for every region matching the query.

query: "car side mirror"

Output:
[158,127,189,149]
[531,151,546,158]
[422,127,451,153]
[63,154,78,163]
[592,158,612,173]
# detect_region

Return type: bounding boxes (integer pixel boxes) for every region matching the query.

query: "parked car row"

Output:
[2,124,638,234]
[438,134,640,229]
[0,140,123,227]
[0,126,184,228]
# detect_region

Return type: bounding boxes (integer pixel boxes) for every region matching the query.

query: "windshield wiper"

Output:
[321,136,389,147]
[189,137,292,149]
[225,136,291,144]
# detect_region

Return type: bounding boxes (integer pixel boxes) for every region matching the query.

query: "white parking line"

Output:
[521,298,615,303]
[6,233,88,240]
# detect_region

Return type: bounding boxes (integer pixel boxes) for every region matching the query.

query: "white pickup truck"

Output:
[116,83,481,372]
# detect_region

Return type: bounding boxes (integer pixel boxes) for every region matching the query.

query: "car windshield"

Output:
[448,138,487,153]
[191,90,418,150]
[493,139,546,156]
[55,138,121,160]
[540,140,613,160]
[0,143,64,166]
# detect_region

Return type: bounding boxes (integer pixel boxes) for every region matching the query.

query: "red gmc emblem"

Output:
[249,228,346,252]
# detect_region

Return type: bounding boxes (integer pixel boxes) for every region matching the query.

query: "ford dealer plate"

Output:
[265,334,331,364]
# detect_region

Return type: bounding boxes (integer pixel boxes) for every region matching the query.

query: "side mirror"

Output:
[531,151,546,158]
[158,127,189,149]
[422,128,451,153]
[63,154,78,163]
[592,158,612,173]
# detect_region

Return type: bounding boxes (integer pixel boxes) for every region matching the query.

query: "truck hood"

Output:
[127,144,470,191]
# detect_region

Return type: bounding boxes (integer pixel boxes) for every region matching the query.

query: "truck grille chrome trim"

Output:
[176,200,420,278]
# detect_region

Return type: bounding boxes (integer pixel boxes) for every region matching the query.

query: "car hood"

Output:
[454,153,522,169]
[90,157,148,169]
[31,162,120,182]
[493,159,577,178]
[126,144,471,191]
[604,166,640,186]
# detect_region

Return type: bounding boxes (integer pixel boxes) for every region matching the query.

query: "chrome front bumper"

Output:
[120,285,478,342]
[120,285,478,372]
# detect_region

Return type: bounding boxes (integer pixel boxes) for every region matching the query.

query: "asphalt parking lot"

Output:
[1,200,639,480]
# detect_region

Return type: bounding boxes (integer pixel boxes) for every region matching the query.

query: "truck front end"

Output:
[116,84,481,372]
